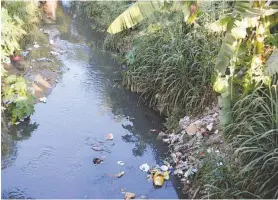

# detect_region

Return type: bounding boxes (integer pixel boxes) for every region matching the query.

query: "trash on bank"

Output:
[125,192,136,200]
[93,158,103,165]
[160,165,168,171]
[116,171,125,178]
[49,39,54,45]
[106,133,114,140]
[139,163,150,172]
[39,97,47,103]
[21,50,29,57]
[117,161,124,166]
[33,43,40,48]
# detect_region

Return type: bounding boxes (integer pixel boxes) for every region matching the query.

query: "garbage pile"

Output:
[139,162,172,187]
[159,104,225,194]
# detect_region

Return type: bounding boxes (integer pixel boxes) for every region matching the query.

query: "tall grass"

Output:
[123,20,221,116]
[201,86,278,199]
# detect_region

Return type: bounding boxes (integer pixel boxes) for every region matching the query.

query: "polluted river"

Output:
[1,3,186,199]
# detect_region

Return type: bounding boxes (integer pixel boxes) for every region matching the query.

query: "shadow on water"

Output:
[1,3,187,199]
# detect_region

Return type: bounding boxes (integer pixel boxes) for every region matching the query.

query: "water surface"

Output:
[1,4,185,199]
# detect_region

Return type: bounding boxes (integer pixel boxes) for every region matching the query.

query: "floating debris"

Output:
[106,133,114,140]
[153,172,164,187]
[139,163,150,172]
[116,171,125,178]
[125,192,135,200]
[93,158,103,165]
[117,161,125,166]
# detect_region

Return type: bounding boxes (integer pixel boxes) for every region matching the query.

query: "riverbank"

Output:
[1,1,63,125]
[70,1,278,199]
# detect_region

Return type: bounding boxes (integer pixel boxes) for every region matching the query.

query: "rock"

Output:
[186,124,198,136]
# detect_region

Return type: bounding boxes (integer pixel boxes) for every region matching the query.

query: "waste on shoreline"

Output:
[157,105,225,196]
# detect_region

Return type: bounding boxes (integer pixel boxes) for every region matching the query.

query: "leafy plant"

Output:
[2,75,35,124]
[1,7,26,63]
[213,1,278,126]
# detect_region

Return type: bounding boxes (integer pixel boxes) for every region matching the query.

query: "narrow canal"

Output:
[2,3,185,199]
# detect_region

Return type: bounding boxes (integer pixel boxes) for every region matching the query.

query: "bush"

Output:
[2,75,35,124]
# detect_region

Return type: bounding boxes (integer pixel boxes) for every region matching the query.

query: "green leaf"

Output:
[107,1,164,34]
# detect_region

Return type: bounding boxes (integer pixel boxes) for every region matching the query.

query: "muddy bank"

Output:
[3,16,65,103]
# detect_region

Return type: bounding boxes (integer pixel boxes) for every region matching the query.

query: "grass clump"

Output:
[123,22,221,116]
[195,86,278,199]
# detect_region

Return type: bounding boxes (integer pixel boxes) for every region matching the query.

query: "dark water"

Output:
[1,4,185,199]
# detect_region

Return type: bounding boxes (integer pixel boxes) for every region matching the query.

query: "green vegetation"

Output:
[1,1,41,124]
[73,0,278,198]
[2,75,35,124]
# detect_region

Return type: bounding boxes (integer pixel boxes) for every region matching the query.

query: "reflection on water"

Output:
[1,3,186,199]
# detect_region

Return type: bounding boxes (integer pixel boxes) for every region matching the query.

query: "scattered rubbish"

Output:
[92,146,103,151]
[40,28,43,31]
[117,161,125,166]
[150,129,158,132]
[49,39,54,45]
[153,172,164,187]
[160,165,168,171]
[39,97,47,103]
[217,162,223,166]
[14,122,20,125]
[33,44,40,48]
[55,79,59,83]
[93,158,103,165]
[140,195,147,199]
[21,51,29,57]
[125,192,135,200]
[186,124,198,136]
[106,133,114,140]
[50,51,59,56]
[206,123,213,131]
[139,163,150,172]
[163,171,170,180]
[116,171,125,178]
[37,57,54,62]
